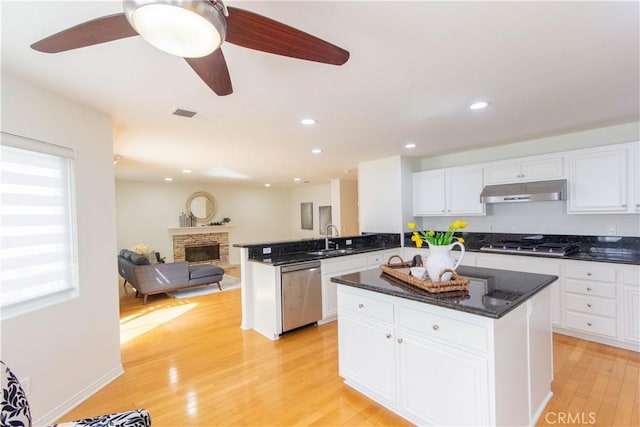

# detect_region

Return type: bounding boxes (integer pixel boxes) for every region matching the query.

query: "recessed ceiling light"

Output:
[311,148,322,154]
[301,118,317,125]
[264,183,271,187]
[182,169,192,174]
[469,101,490,110]
[164,177,173,182]
[405,143,416,149]
[293,177,301,182]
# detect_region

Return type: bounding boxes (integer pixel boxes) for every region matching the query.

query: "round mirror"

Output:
[186,191,217,223]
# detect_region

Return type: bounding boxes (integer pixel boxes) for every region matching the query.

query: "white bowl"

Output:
[410,267,427,279]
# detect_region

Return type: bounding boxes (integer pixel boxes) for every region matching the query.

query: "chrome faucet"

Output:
[325,224,340,249]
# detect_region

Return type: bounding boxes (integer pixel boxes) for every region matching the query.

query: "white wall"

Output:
[416,122,640,237]
[421,122,639,170]
[115,181,293,264]
[1,73,122,424]
[290,183,331,238]
[358,156,405,233]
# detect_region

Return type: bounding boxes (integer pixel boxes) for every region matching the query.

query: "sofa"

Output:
[118,249,224,304]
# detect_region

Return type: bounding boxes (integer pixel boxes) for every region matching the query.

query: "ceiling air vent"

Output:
[172,108,197,118]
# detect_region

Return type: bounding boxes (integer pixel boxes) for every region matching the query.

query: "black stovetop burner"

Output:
[480,241,580,257]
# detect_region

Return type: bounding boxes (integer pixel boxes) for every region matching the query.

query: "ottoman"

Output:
[188,264,225,290]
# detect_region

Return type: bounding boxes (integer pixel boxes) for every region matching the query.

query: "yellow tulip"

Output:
[410,233,423,248]
[459,221,468,229]
[457,237,465,243]
[427,230,435,237]
[407,222,416,229]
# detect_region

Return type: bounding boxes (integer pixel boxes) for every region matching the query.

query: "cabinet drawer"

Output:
[565,264,616,282]
[397,306,487,353]
[565,279,616,298]
[565,294,616,317]
[338,290,394,324]
[566,312,617,338]
[322,256,368,275]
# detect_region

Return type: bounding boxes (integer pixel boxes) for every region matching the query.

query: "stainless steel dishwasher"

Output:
[280,261,322,333]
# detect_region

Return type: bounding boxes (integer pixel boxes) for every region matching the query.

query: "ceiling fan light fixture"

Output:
[124,0,227,58]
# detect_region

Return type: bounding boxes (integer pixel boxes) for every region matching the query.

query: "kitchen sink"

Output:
[307,249,355,256]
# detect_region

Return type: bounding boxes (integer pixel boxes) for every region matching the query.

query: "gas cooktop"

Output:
[479,241,580,257]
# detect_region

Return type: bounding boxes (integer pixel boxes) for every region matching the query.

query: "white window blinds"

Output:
[1,132,78,318]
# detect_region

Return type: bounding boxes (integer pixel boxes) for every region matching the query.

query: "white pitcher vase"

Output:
[426,242,465,282]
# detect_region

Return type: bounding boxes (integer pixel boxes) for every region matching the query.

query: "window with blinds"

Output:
[1,132,79,319]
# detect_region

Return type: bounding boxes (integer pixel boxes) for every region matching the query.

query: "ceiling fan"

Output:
[31,0,350,96]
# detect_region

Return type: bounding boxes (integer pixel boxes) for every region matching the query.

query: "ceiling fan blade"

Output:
[225,7,349,66]
[31,14,138,53]
[185,49,233,96]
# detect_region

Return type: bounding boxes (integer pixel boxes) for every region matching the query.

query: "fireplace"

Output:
[170,226,230,265]
[185,244,220,263]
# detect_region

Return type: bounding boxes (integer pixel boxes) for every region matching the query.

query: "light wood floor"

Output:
[60,275,639,427]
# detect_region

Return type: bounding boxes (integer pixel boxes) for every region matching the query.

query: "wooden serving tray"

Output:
[380,255,469,293]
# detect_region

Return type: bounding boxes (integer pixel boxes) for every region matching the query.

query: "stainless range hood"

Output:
[480,179,567,203]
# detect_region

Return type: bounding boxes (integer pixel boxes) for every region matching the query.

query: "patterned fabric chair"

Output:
[1,361,151,427]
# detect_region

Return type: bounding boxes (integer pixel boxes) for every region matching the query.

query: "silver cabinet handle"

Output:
[432,324,439,331]
[397,338,403,343]
[441,210,445,213]
[635,204,640,208]
[587,272,592,276]
[587,303,592,308]
[622,204,627,208]
[386,333,392,339]
[587,322,593,327]
[587,287,592,291]
[358,303,364,309]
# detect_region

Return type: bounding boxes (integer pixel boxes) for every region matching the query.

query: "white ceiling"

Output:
[2,1,639,187]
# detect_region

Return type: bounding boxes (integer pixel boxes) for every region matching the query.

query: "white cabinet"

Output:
[567,145,632,213]
[399,331,489,426]
[623,268,640,344]
[634,145,640,213]
[484,156,564,185]
[446,167,485,215]
[473,251,640,352]
[338,314,396,402]
[413,167,485,216]
[338,285,551,426]
[564,262,618,338]
[413,170,446,215]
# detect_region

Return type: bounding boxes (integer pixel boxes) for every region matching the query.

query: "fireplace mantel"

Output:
[168,225,233,236]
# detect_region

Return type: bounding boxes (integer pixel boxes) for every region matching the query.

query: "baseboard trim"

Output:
[34,363,124,426]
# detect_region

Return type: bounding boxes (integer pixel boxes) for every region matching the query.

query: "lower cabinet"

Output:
[338,315,395,402]
[623,269,640,344]
[337,285,549,426]
[399,331,489,426]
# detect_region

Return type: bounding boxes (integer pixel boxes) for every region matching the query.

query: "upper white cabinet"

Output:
[413,166,485,216]
[484,156,564,185]
[567,144,638,214]
[413,170,446,215]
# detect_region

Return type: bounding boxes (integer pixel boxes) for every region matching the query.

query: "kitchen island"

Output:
[332,266,558,427]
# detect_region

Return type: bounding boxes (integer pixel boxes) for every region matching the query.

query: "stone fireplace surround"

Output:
[169,226,230,265]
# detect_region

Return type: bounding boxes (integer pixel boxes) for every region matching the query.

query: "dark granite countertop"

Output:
[238,233,402,266]
[404,232,640,265]
[331,265,558,319]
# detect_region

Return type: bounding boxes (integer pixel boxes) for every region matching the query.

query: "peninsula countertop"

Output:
[331,265,558,319]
